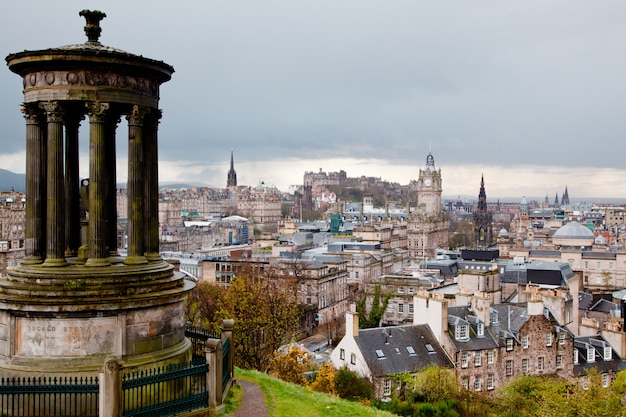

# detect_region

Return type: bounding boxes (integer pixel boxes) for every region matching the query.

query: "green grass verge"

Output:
[232,367,398,417]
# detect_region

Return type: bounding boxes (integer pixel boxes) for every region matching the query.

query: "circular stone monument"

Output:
[1,10,194,377]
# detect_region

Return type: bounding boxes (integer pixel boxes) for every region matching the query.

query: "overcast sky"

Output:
[1,1,625,201]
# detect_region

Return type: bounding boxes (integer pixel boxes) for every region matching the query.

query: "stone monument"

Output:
[1,10,193,377]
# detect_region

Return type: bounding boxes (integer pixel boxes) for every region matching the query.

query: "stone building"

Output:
[407,151,449,262]
[415,292,575,393]
[0,191,26,276]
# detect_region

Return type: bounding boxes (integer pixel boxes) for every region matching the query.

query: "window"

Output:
[408,287,414,294]
[558,333,565,345]
[461,376,469,390]
[406,346,416,356]
[375,349,385,359]
[340,349,345,360]
[522,334,529,349]
[474,375,482,392]
[505,360,513,376]
[587,348,595,363]
[350,353,356,365]
[546,332,552,347]
[506,338,514,351]
[602,373,610,388]
[604,346,612,360]
[383,379,392,396]
[425,344,436,354]
[355,271,359,279]
[474,352,482,367]
[596,261,601,269]
[461,352,469,368]
[408,303,414,314]
[477,323,484,337]
[538,357,544,371]
[490,311,499,325]
[398,287,404,294]
[387,303,394,313]
[522,358,529,374]
[455,325,469,341]
[556,355,563,369]
[574,350,579,365]
[487,373,494,390]
[398,303,404,313]
[487,350,495,364]
[585,261,589,269]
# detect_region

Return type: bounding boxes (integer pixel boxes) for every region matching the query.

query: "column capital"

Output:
[126,105,150,126]
[39,101,64,123]
[20,103,42,124]
[85,101,110,122]
[144,109,162,130]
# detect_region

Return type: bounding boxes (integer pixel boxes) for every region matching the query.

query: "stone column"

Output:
[143,110,162,261]
[64,111,83,257]
[125,105,147,264]
[104,113,120,256]
[85,101,111,267]
[21,104,46,264]
[40,101,67,267]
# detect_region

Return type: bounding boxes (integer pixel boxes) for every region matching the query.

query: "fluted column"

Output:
[104,113,120,256]
[85,101,111,267]
[125,105,148,264]
[144,110,162,261]
[40,101,67,266]
[21,104,46,265]
[64,110,83,258]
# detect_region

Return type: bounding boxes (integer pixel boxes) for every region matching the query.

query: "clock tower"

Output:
[417,151,443,215]
[408,151,449,262]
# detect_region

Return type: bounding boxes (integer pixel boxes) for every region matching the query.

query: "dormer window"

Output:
[455,324,469,341]
[587,347,595,363]
[574,349,579,365]
[477,323,485,337]
[490,311,499,325]
[604,346,612,361]
[506,338,514,351]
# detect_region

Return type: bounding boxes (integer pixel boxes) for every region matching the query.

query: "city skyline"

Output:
[1,2,625,199]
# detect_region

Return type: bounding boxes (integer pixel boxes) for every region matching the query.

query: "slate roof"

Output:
[578,292,593,310]
[447,306,500,351]
[355,324,452,377]
[574,335,626,376]
[582,251,617,260]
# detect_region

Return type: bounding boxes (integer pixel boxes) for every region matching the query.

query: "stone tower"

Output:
[472,175,493,247]
[408,150,449,262]
[1,10,193,378]
[227,150,237,187]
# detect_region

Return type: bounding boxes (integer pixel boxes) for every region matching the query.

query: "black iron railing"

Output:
[222,337,231,389]
[0,376,99,417]
[185,324,220,363]
[122,361,208,417]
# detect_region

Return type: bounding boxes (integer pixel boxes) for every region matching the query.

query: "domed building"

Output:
[552,221,595,248]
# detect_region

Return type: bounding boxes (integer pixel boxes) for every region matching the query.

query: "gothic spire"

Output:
[227,150,237,187]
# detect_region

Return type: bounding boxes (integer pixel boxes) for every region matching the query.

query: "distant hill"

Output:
[0,169,25,193]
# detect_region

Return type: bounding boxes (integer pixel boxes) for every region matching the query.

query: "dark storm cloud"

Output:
[1,1,626,192]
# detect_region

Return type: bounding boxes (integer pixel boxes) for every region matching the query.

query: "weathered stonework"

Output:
[1,10,193,380]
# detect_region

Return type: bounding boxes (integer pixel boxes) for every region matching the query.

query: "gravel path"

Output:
[232,379,269,417]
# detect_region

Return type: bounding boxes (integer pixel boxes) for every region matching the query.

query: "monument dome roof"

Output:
[553,221,594,239]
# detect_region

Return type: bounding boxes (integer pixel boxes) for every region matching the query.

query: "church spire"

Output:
[227,150,237,187]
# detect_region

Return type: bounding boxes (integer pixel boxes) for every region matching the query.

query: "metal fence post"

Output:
[100,358,122,417]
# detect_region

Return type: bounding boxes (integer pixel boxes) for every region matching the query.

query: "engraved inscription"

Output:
[16,317,119,357]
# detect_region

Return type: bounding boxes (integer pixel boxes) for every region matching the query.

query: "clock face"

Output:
[424,179,432,187]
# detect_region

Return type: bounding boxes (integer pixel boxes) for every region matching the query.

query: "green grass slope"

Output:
[230,368,398,417]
